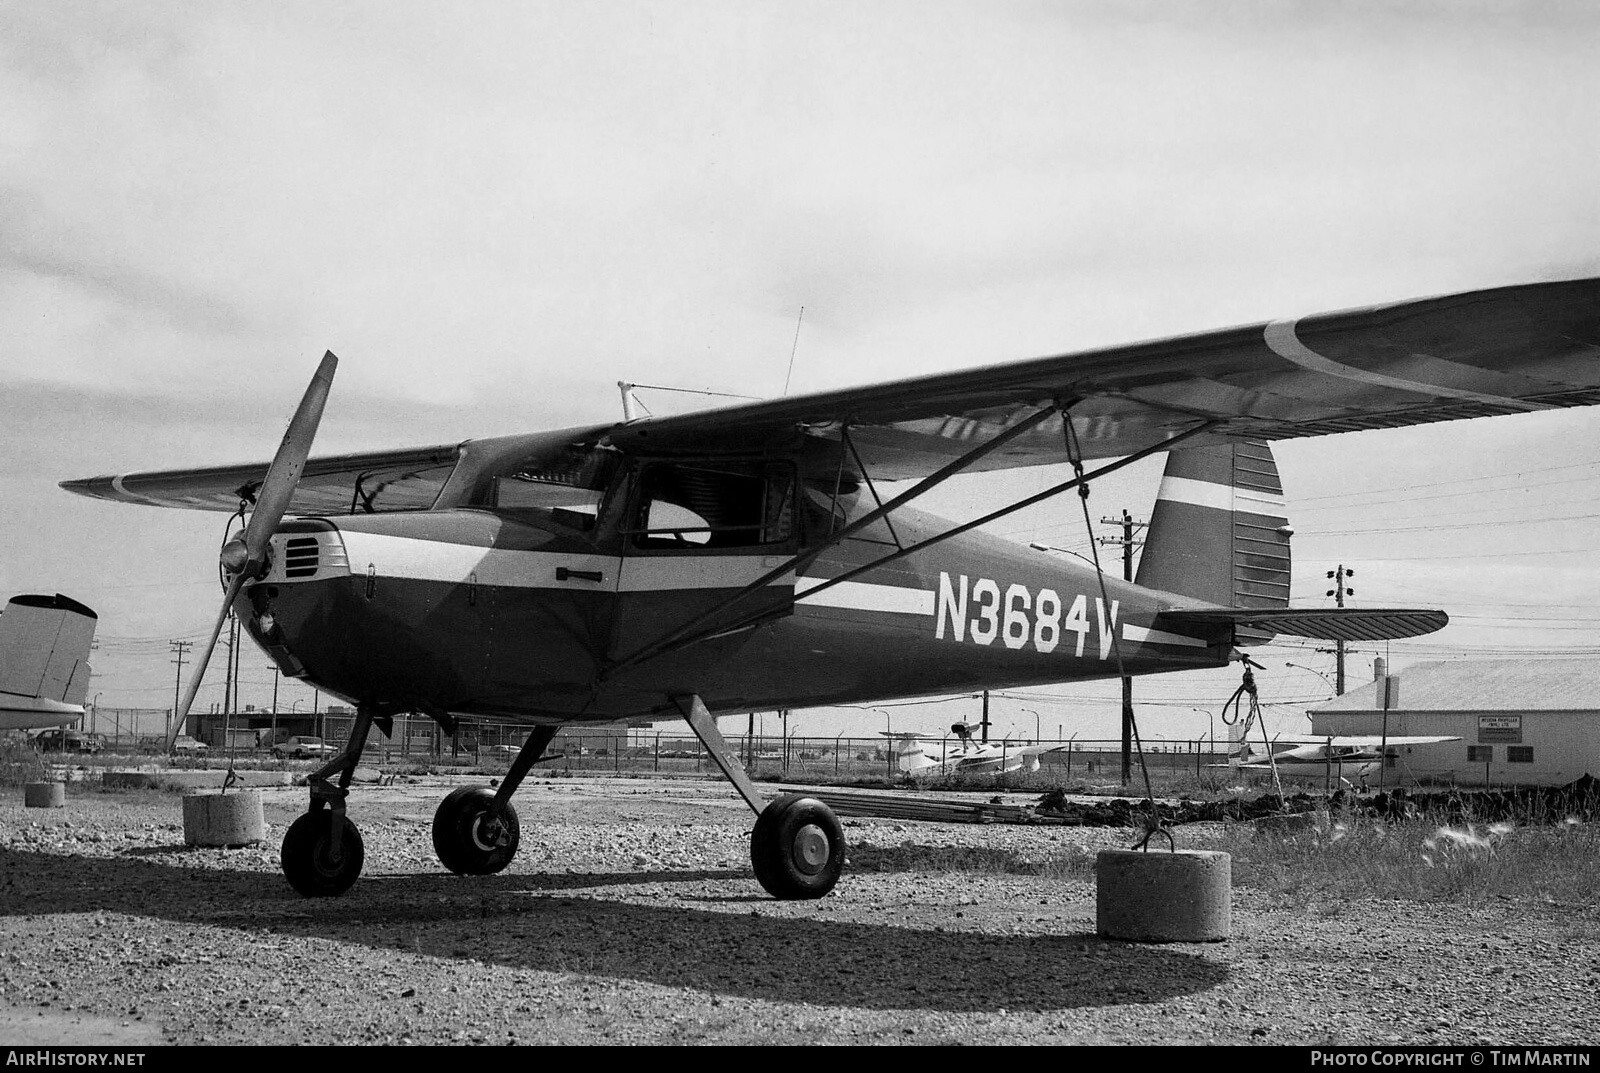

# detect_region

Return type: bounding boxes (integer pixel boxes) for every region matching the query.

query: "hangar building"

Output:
[1309,659,1600,788]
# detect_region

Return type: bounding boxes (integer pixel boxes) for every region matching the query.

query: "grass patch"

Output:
[1222,811,1600,907]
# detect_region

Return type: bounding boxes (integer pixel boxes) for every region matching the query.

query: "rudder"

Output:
[1134,441,1291,614]
[0,594,97,703]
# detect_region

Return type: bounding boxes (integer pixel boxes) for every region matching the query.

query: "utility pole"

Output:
[980,690,990,743]
[168,640,192,740]
[1325,565,1354,694]
[270,665,281,751]
[221,613,236,722]
[1099,510,1147,782]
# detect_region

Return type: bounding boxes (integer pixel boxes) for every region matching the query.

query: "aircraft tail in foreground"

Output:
[0,594,97,731]
[1138,441,1446,644]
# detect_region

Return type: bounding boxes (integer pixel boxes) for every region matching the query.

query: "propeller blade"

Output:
[240,351,338,572]
[170,352,339,752]
[168,572,247,751]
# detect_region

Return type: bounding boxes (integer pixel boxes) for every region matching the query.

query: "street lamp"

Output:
[1286,662,1337,716]
[1191,707,1214,754]
[1020,707,1040,744]
[1286,661,1335,693]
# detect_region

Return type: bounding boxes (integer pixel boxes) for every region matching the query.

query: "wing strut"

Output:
[601,410,1221,680]
[600,403,1064,678]
[842,427,904,552]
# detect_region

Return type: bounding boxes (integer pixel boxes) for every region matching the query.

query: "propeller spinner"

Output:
[167,352,338,751]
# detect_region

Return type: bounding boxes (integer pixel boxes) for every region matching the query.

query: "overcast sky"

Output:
[2,1,1597,744]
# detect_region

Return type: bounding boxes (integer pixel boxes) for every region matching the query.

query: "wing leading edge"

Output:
[61,444,464,515]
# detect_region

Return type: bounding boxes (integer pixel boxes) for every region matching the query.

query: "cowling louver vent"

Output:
[283,537,320,578]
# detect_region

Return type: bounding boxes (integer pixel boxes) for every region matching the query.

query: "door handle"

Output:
[556,567,604,583]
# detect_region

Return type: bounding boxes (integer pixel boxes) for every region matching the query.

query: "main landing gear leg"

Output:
[674,694,845,900]
[432,725,556,876]
[281,704,376,898]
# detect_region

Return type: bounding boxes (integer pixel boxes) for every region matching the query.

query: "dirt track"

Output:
[1,774,1596,1047]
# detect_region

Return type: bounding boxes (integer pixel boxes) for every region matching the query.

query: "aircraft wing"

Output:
[1016,743,1073,757]
[60,277,1600,508]
[61,444,465,514]
[1311,735,1462,747]
[610,276,1600,479]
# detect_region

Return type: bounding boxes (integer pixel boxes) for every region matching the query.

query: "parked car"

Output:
[33,729,104,754]
[273,736,337,760]
[171,735,208,754]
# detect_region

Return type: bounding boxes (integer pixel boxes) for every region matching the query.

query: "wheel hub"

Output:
[470,812,507,851]
[790,823,830,874]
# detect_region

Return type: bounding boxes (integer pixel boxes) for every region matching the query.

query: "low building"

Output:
[1309,659,1600,788]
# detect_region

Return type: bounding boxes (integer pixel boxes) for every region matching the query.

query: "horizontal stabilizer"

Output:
[1160,606,1447,642]
[0,695,83,731]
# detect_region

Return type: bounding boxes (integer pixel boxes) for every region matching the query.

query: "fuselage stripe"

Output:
[794,577,936,616]
[1122,624,1209,648]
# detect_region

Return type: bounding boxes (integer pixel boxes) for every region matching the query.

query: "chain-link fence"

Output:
[72,709,1227,782]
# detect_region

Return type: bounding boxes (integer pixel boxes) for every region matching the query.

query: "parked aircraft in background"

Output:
[61,276,1600,900]
[890,723,1070,779]
[0,594,96,732]
[1221,735,1462,789]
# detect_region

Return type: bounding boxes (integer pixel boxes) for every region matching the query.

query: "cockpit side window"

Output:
[486,443,622,531]
[626,460,796,550]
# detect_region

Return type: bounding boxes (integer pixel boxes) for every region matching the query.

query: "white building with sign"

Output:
[1309,659,1600,788]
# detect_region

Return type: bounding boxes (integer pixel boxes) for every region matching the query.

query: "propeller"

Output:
[168,352,338,752]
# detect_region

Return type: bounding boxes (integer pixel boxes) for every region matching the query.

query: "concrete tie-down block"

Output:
[23,781,65,809]
[182,789,266,847]
[1096,848,1231,942]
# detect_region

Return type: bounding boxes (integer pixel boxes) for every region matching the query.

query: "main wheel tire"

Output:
[750,794,845,900]
[432,786,520,875]
[281,810,365,898]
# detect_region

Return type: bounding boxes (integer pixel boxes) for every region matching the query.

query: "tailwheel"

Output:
[750,794,845,900]
[432,786,520,875]
[281,810,365,898]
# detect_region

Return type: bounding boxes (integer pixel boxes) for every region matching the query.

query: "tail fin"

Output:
[0,594,97,705]
[893,737,935,774]
[1137,441,1450,644]
[1135,440,1290,619]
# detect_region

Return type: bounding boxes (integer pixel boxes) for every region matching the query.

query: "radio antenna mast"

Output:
[782,306,804,397]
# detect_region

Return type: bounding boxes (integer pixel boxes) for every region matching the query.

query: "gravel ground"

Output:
[1,773,1596,1047]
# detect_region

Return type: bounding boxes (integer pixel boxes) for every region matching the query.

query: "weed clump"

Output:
[0,736,46,787]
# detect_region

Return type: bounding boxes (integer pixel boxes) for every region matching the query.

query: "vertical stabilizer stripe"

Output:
[1156,475,1287,516]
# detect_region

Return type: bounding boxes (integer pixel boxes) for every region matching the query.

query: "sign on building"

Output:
[1477,715,1522,744]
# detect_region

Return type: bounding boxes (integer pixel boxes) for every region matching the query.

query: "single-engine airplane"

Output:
[1219,735,1462,789]
[61,275,1600,900]
[890,722,1071,779]
[0,594,97,732]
